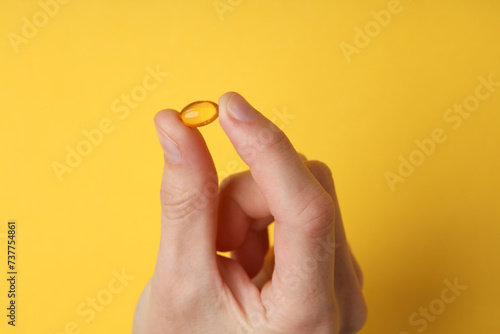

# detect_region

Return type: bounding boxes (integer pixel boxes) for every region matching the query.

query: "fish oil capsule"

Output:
[179,101,219,127]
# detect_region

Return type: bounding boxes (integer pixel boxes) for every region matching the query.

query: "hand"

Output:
[133,92,367,333]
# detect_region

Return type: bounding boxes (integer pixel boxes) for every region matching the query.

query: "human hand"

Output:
[133,92,367,333]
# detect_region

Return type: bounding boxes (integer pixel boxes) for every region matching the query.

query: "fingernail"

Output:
[226,93,257,122]
[154,122,181,163]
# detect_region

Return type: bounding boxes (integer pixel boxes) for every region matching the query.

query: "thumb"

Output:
[153,109,219,274]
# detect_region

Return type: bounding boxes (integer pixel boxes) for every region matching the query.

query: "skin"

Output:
[133,92,367,333]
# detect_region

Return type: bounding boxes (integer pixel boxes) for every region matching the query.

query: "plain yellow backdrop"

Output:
[1,0,499,333]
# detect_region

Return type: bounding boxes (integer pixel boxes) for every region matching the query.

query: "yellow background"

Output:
[1,0,499,333]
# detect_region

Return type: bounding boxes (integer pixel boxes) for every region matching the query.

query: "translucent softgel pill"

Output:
[179,101,219,127]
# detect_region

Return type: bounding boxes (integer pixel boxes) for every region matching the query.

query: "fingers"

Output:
[216,156,305,278]
[218,92,336,297]
[306,160,367,330]
[216,152,366,329]
[231,228,269,278]
[252,246,275,289]
[153,109,218,275]
[216,171,273,252]
[216,158,362,288]
[216,170,273,278]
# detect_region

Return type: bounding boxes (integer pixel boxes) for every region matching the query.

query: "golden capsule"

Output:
[179,101,219,127]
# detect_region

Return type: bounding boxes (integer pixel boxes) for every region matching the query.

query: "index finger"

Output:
[218,92,336,300]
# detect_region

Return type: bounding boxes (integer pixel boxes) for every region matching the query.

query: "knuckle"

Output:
[160,186,205,223]
[308,160,335,189]
[297,152,308,162]
[218,173,242,199]
[308,160,333,179]
[298,190,335,238]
